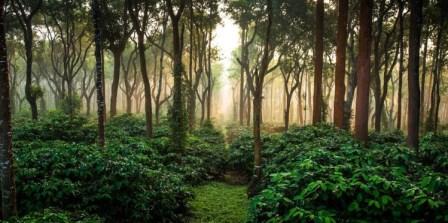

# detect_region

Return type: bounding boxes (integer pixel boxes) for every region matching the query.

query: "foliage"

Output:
[60,95,82,115]
[106,114,147,139]
[14,141,192,222]
[5,209,103,223]
[420,133,448,173]
[190,182,248,223]
[248,125,448,222]
[162,122,228,185]
[13,111,96,143]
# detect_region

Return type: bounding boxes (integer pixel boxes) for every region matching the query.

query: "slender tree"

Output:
[313,0,324,124]
[334,0,348,129]
[354,0,373,143]
[128,0,154,138]
[0,0,18,217]
[92,0,106,148]
[407,0,423,150]
[10,0,43,120]
[397,0,405,130]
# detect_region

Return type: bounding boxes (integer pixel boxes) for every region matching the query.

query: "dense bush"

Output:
[13,112,96,143]
[6,209,103,223]
[248,125,448,222]
[15,141,192,222]
[162,122,228,185]
[420,133,448,173]
[106,114,147,139]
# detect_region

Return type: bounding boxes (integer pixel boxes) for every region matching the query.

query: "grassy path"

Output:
[189,182,248,223]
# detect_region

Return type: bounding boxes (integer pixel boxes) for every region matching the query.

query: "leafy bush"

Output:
[13,111,96,143]
[420,133,448,173]
[248,125,448,222]
[106,114,147,139]
[15,141,192,222]
[6,209,103,223]
[162,122,228,185]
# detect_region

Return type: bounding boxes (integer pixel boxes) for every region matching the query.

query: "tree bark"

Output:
[0,2,17,218]
[397,0,405,130]
[407,0,422,150]
[167,0,187,152]
[334,0,348,129]
[313,0,324,124]
[354,0,373,143]
[92,0,106,148]
[110,50,123,118]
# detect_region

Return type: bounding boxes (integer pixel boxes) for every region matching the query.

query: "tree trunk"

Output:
[407,0,422,150]
[24,22,38,120]
[397,1,405,130]
[354,0,372,143]
[167,0,187,152]
[284,94,292,130]
[420,29,428,130]
[110,50,122,118]
[313,0,324,124]
[334,0,348,129]
[239,27,246,125]
[92,0,106,148]
[0,3,17,218]
[137,34,153,138]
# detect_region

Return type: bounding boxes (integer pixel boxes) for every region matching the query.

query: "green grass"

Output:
[190,182,248,223]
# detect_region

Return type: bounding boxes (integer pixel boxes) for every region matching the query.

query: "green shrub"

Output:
[15,141,192,222]
[420,133,448,173]
[13,111,96,143]
[6,209,103,223]
[106,114,146,139]
[161,122,228,185]
[248,125,448,222]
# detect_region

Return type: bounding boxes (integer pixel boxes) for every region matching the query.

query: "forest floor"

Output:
[189,182,248,223]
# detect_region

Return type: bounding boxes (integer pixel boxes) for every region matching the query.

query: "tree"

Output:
[407,0,423,150]
[10,0,43,120]
[91,0,106,148]
[397,0,405,130]
[313,0,324,124]
[166,0,187,152]
[242,0,278,196]
[103,0,133,118]
[0,0,18,217]
[354,0,373,143]
[333,0,348,129]
[128,0,154,138]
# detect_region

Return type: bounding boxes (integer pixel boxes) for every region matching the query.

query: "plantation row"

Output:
[5,112,448,222]
[8,113,227,222]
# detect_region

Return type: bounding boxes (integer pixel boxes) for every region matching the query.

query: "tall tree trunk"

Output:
[92,0,106,148]
[167,0,187,152]
[397,0,404,130]
[206,27,212,122]
[0,2,17,218]
[354,0,373,143]
[407,0,422,150]
[110,49,123,118]
[239,27,246,125]
[313,0,324,124]
[334,0,348,128]
[24,23,38,120]
[420,29,428,130]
